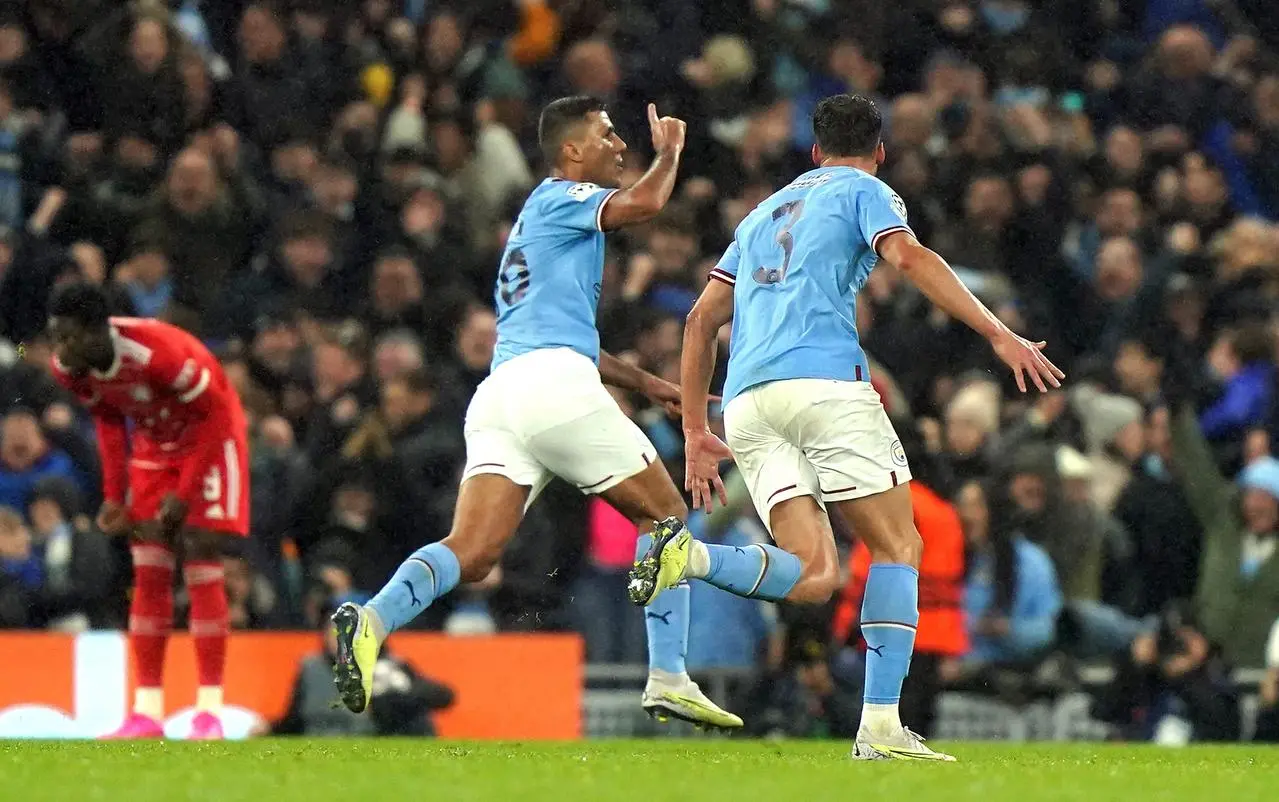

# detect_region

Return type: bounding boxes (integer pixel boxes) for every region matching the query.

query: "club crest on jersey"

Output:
[172,359,198,393]
[131,385,152,403]
[891,439,908,467]
[890,193,908,223]
[567,182,604,202]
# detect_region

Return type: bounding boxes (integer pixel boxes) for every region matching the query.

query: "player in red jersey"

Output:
[47,283,249,741]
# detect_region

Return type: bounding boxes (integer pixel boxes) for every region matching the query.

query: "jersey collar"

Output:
[89,325,124,380]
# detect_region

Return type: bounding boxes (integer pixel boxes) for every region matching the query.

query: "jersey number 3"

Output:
[499,248,531,305]
[752,200,805,285]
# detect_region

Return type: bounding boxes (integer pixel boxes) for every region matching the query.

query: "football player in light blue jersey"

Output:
[331,96,742,731]
[632,94,1063,760]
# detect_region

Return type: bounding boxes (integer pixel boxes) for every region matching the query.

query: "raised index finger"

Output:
[648,103,659,128]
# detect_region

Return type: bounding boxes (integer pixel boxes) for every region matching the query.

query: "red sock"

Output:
[184,561,229,690]
[129,544,175,691]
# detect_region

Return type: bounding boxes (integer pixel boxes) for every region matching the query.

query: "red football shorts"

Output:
[127,435,250,536]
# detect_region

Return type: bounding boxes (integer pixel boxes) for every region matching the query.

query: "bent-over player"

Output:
[49,283,250,740]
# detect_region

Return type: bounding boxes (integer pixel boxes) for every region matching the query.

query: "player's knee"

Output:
[180,529,223,562]
[869,525,923,567]
[788,557,840,604]
[443,533,503,583]
[131,522,165,545]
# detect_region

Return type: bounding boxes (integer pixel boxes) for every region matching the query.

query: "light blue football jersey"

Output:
[714,166,912,405]
[491,177,618,370]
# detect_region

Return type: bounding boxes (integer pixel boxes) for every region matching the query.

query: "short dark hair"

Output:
[395,367,436,396]
[1230,323,1272,365]
[48,282,110,328]
[812,94,883,158]
[538,95,605,167]
[277,209,333,245]
[429,110,476,143]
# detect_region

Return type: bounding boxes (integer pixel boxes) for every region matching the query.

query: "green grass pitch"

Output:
[1,740,1276,802]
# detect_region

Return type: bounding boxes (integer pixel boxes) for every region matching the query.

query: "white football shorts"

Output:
[462,347,658,508]
[723,378,911,532]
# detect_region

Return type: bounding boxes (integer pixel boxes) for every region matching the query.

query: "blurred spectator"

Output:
[363,247,427,339]
[955,479,1063,666]
[1198,323,1274,445]
[371,328,426,385]
[1004,444,1103,602]
[269,600,453,736]
[229,3,339,152]
[145,142,264,335]
[1112,408,1203,617]
[440,304,496,409]
[1256,618,1279,741]
[1072,386,1145,514]
[0,408,88,513]
[1093,601,1241,743]
[572,499,644,665]
[1171,404,1279,668]
[941,378,1000,486]
[114,235,173,319]
[24,477,114,630]
[0,505,36,627]
[223,554,283,630]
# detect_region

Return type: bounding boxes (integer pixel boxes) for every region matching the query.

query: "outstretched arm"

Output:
[877,231,1064,393]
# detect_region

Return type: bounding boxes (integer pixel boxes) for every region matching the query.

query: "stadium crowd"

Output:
[2,0,1279,741]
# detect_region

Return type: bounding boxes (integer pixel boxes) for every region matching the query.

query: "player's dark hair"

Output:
[812,94,883,158]
[48,281,110,329]
[538,95,605,167]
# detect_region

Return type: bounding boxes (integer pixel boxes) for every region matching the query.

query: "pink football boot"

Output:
[101,713,165,740]
[188,711,225,740]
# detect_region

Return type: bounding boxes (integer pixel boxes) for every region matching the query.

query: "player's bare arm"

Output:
[598,349,682,416]
[680,278,735,511]
[85,408,133,535]
[876,230,1065,393]
[598,104,686,230]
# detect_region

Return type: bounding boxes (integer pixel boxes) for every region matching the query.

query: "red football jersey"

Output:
[51,317,246,506]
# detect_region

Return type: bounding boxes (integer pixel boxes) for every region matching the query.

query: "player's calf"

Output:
[442,532,506,584]
[767,496,840,603]
[180,528,232,735]
[121,541,174,731]
[364,474,527,640]
[334,475,527,714]
[833,486,924,738]
[637,496,836,606]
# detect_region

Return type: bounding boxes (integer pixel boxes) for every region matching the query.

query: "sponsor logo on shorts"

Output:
[890,440,908,467]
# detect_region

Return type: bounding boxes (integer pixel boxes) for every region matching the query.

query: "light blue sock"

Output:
[366,542,462,634]
[637,534,689,675]
[860,563,919,705]
[700,542,801,601]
